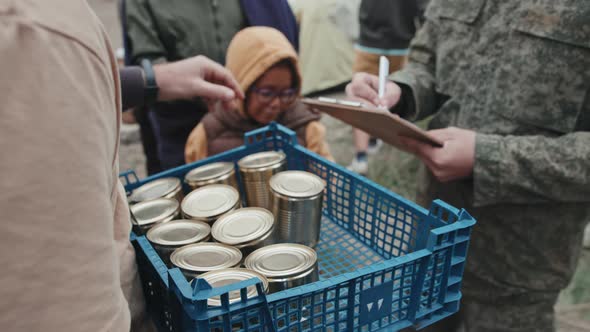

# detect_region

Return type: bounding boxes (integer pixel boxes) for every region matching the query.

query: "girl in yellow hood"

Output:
[185,27,332,163]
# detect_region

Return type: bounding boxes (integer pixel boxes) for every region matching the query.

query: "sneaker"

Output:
[347,157,369,176]
[367,138,383,155]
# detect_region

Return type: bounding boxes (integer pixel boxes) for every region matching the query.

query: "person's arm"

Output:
[153,56,243,103]
[388,17,441,121]
[120,56,243,111]
[398,125,590,207]
[345,16,440,117]
[386,10,590,206]
[120,66,145,110]
[473,131,590,206]
[348,5,590,206]
[0,11,130,331]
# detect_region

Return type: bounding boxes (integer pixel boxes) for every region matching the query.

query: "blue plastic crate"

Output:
[121,123,476,332]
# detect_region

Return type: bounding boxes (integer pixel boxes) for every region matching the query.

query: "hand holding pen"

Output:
[345,57,401,109]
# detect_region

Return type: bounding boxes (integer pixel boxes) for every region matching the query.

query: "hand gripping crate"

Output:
[120,123,476,332]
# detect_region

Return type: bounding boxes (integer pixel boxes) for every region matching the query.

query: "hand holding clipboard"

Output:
[312,60,479,183]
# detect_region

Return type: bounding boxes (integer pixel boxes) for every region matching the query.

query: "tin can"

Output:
[130,197,180,234]
[212,208,275,257]
[170,243,243,280]
[128,177,183,204]
[146,219,211,267]
[196,268,269,306]
[270,171,325,248]
[181,184,240,224]
[184,162,238,191]
[245,244,318,293]
[238,151,287,210]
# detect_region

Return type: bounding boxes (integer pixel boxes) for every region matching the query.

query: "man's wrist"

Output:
[153,63,176,102]
[389,82,414,118]
[140,59,160,105]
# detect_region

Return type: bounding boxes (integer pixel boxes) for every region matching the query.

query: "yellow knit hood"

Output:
[225,26,301,115]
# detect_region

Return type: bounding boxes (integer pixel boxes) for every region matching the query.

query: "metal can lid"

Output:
[212,208,274,246]
[237,151,286,170]
[245,244,317,278]
[269,171,325,198]
[171,243,242,273]
[181,184,239,219]
[197,268,269,306]
[147,219,210,247]
[129,177,181,203]
[130,198,179,227]
[185,162,234,184]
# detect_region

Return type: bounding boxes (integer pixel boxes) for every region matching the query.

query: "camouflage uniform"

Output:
[390,0,590,331]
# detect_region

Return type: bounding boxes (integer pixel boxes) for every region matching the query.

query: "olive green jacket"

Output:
[125,0,246,64]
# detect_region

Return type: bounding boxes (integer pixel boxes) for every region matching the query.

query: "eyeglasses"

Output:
[250,87,298,104]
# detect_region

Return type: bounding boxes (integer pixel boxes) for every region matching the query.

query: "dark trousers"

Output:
[133,106,162,175]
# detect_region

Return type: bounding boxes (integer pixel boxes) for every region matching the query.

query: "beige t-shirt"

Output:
[0,1,145,331]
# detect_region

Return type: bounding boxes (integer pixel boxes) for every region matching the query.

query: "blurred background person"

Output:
[288,0,357,96]
[124,0,297,170]
[347,0,429,175]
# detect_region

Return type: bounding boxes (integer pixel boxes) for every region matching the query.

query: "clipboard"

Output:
[302,97,444,148]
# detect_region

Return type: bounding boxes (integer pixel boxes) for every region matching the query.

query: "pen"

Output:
[378,56,389,108]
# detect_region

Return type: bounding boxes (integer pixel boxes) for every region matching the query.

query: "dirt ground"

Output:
[89,0,590,330]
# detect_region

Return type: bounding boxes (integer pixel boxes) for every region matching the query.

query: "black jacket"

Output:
[358,0,429,50]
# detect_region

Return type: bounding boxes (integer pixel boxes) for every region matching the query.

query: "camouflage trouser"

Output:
[462,293,557,332]
[415,291,559,332]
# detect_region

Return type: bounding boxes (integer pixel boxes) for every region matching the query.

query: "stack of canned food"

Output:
[128,151,324,305]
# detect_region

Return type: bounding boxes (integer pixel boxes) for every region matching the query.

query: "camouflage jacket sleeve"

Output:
[125,0,167,64]
[388,17,440,122]
[473,132,590,206]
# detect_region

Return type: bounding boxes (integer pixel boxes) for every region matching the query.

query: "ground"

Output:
[89,0,590,330]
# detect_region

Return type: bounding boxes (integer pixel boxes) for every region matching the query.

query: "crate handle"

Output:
[243,122,298,147]
[429,199,460,224]
[271,122,298,146]
[189,277,266,301]
[189,277,276,332]
[119,169,140,187]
